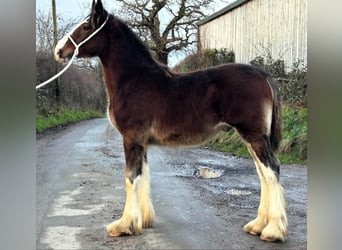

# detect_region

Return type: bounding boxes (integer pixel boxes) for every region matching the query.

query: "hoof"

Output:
[260,223,286,242]
[244,217,267,236]
[106,218,142,237]
[141,206,155,229]
[142,218,154,229]
[244,214,287,242]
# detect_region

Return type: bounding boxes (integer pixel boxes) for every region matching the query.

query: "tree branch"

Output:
[114,0,215,64]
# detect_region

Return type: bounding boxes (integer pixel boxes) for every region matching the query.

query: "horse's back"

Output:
[172,63,274,134]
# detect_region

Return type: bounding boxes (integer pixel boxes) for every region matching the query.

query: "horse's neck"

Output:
[100,42,164,88]
[99,46,158,98]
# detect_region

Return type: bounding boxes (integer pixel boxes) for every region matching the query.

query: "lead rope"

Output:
[36,15,109,90]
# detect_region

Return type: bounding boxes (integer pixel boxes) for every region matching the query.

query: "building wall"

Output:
[198,0,307,69]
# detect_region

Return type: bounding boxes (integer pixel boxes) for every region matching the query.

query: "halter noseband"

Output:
[36,14,109,90]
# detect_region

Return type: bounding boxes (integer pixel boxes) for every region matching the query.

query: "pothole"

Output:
[197,167,223,179]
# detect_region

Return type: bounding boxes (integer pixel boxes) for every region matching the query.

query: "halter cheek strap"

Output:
[36,15,109,90]
[68,14,109,57]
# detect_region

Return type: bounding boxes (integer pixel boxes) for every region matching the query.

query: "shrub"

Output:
[249,52,307,106]
[173,48,235,72]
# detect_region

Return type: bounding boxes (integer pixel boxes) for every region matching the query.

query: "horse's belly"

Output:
[149,123,228,148]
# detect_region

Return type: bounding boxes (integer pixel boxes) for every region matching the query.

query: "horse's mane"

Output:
[109,15,173,76]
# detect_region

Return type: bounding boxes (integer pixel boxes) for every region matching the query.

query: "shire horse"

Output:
[55,0,288,242]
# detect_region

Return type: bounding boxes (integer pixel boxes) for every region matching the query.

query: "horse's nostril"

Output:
[54,48,65,62]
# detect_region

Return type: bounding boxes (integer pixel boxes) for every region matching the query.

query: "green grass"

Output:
[209,105,307,164]
[36,108,105,133]
[278,105,307,164]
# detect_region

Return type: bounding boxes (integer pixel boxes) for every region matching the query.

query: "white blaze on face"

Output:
[54,18,89,62]
[54,35,70,62]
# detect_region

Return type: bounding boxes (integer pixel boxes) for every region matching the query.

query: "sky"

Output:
[36,0,235,66]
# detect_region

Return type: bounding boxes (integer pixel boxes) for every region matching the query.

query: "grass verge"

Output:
[209,105,307,164]
[36,108,105,133]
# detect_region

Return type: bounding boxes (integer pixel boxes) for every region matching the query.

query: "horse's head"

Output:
[55,0,108,62]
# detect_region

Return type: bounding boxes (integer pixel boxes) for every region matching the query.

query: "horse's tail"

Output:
[267,76,282,153]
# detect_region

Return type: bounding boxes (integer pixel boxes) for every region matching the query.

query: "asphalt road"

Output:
[36,118,307,249]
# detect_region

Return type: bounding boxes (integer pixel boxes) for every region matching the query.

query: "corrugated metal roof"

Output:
[197,0,251,26]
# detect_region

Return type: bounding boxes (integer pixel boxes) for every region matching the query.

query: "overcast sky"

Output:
[37,0,91,20]
[36,0,234,66]
[36,0,233,19]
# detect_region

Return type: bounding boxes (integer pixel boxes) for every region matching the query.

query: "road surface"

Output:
[36,118,307,249]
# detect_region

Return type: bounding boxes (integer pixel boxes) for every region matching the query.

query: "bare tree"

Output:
[114,0,216,65]
[36,10,54,52]
[36,10,77,53]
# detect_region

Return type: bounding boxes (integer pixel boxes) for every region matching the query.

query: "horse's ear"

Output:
[94,0,104,15]
[90,0,106,28]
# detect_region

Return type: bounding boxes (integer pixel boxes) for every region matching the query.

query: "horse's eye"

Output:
[83,25,91,31]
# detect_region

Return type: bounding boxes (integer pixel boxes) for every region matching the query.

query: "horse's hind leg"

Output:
[243,136,288,241]
[107,140,154,236]
[244,143,269,235]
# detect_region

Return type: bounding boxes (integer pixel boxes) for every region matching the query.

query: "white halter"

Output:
[36,15,109,90]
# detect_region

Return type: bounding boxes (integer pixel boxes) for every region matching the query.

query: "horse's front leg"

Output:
[139,154,155,228]
[107,140,149,236]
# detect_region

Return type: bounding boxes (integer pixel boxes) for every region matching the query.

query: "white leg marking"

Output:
[260,165,288,241]
[245,145,288,241]
[107,177,143,236]
[139,162,155,228]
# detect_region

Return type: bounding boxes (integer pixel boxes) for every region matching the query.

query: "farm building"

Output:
[197,0,307,69]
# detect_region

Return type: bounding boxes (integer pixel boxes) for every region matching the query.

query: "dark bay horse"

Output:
[55,0,287,242]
